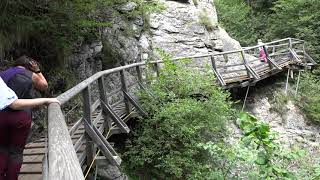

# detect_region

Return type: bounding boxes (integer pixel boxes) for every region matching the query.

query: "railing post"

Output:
[120,69,131,114]
[289,38,293,49]
[98,76,112,130]
[210,55,226,86]
[154,63,160,77]
[240,51,251,78]
[82,86,95,178]
[136,65,143,88]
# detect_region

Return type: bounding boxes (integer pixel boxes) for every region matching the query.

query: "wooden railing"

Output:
[44,38,316,179]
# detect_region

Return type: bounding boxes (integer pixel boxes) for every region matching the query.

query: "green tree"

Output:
[267,0,320,61]
[123,54,234,179]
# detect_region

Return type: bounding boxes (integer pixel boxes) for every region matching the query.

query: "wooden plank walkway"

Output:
[19,103,132,180]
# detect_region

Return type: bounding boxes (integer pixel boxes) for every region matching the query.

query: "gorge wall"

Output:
[70,0,241,82]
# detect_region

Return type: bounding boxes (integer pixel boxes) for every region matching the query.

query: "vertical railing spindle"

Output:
[98,76,112,131]
[82,86,94,177]
[120,69,131,115]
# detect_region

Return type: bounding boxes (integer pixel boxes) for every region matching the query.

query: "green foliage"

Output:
[0,0,110,57]
[216,0,320,61]
[199,9,217,31]
[123,52,234,179]
[193,0,199,6]
[0,0,164,64]
[297,73,320,123]
[196,112,315,179]
[237,112,295,179]
[215,0,268,46]
[270,91,290,114]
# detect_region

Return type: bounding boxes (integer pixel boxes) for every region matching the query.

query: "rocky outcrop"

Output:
[149,0,222,57]
[245,84,320,157]
[68,41,103,81]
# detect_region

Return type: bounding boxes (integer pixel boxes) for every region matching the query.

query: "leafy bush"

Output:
[215,0,267,46]
[298,73,320,123]
[123,53,234,179]
[198,112,315,179]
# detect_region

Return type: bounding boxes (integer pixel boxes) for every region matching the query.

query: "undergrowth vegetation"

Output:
[298,73,320,123]
[216,0,320,126]
[123,52,234,179]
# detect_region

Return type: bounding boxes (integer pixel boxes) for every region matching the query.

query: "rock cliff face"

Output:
[244,82,320,163]
[72,0,241,82]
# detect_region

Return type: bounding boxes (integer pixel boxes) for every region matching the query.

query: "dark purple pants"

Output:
[0,111,32,180]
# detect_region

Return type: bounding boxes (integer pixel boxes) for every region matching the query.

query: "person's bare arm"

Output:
[32,72,48,91]
[29,60,48,91]
[9,98,60,110]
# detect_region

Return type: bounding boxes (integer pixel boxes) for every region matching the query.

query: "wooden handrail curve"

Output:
[46,37,310,180]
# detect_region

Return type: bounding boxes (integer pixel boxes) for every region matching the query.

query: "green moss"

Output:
[198,9,218,31]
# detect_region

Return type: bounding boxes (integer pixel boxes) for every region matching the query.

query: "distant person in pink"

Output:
[258,39,267,63]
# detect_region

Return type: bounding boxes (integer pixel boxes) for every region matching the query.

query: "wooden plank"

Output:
[47,103,84,180]
[20,163,42,174]
[19,174,42,180]
[219,68,247,75]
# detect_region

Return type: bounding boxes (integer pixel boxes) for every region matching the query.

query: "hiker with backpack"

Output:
[0,55,55,180]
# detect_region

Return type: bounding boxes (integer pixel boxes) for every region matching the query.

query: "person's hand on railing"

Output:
[45,98,60,105]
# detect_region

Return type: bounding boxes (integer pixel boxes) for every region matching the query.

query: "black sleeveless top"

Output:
[5,70,33,113]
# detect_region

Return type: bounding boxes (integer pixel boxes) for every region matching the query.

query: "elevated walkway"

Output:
[19,38,316,180]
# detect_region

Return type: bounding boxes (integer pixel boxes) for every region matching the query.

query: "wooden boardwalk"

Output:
[18,38,316,180]
[19,103,134,180]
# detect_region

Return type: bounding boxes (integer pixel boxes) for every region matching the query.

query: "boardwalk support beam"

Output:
[83,119,122,166]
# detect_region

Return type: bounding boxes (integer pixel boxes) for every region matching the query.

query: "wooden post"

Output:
[154,63,160,77]
[98,76,112,131]
[285,69,290,94]
[272,46,275,54]
[82,86,94,179]
[223,54,228,63]
[289,38,293,49]
[240,51,251,78]
[120,69,131,114]
[136,66,143,88]
[295,70,301,97]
